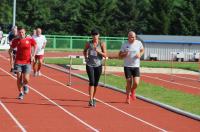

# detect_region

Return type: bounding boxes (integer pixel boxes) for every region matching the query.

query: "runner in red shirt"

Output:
[9,27,37,99]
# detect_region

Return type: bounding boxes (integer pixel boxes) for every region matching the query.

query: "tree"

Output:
[146,0,174,35]
[0,0,13,32]
[16,0,53,33]
[171,0,199,35]
[74,0,117,36]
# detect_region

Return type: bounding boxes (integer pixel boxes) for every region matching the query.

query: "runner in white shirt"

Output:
[32,28,47,76]
[0,27,3,41]
[119,31,144,104]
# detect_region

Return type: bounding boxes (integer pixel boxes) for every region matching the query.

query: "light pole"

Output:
[13,0,16,27]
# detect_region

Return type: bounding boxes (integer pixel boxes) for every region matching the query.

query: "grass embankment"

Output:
[44,58,199,72]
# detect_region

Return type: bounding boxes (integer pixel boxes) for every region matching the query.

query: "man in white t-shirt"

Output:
[0,27,3,41]
[119,31,144,104]
[32,28,47,76]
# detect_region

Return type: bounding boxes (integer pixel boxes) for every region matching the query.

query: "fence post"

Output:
[104,37,107,48]
[70,36,72,50]
[53,35,56,49]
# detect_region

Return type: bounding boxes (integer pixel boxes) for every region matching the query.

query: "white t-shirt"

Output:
[120,40,143,67]
[33,35,47,55]
[0,31,3,40]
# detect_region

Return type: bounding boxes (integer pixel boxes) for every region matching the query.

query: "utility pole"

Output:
[13,0,16,27]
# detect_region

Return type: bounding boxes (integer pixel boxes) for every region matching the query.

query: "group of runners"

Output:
[8,27,144,106]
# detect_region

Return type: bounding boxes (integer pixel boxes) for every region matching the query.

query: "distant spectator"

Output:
[26,29,36,38]
[31,29,36,37]
[0,27,3,42]
[8,26,18,73]
[8,26,18,42]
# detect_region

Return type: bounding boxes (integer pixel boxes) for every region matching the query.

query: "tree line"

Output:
[0,0,200,36]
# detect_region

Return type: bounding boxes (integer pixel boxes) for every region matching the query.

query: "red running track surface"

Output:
[0,52,200,131]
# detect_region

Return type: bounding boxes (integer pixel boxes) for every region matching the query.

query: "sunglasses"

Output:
[92,33,98,36]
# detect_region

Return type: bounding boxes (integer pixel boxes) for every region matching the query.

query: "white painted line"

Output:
[0,101,27,132]
[172,74,199,81]
[0,67,99,132]
[41,74,167,132]
[142,74,200,90]
[0,54,167,131]
[28,85,99,132]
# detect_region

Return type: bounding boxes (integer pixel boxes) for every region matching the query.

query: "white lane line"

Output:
[41,74,167,132]
[172,74,199,81]
[0,54,167,131]
[0,101,27,132]
[0,67,99,132]
[142,75,200,90]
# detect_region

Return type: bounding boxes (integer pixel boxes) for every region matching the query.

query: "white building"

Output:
[138,35,200,61]
[0,34,10,49]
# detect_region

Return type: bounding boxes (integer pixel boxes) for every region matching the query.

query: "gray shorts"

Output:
[14,64,31,74]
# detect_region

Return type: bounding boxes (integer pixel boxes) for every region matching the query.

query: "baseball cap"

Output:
[91,28,99,35]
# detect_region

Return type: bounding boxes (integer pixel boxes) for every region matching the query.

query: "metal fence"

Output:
[45,35,127,50]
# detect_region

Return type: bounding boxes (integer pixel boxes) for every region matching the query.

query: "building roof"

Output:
[137,35,200,44]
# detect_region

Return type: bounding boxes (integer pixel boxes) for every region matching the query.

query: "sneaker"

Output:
[33,72,37,77]
[18,93,24,100]
[88,100,93,107]
[23,85,29,94]
[37,71,41,76]
[93,99,96,107]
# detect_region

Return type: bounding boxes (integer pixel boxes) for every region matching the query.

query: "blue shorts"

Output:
[14,64,31,74]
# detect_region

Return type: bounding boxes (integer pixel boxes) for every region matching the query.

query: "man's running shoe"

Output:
[33,72,37,77]
[18,93,24,100]
[37,71,42,76]
[23,85,29,94]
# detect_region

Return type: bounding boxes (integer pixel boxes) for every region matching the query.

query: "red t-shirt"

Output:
[11,37,36,64]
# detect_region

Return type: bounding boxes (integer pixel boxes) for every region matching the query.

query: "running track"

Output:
[0,52,200,131]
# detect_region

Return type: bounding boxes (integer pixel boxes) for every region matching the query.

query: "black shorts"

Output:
[124,67,140,79]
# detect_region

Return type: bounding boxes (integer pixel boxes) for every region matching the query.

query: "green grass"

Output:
[45,48,83,52]
[44,58,199,72]
[44,58,83,65]
[82,73,200,115]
